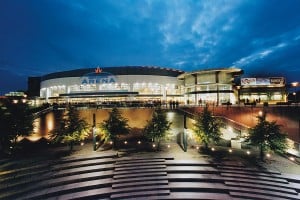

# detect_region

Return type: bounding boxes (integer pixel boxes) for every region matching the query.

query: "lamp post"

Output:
[293,92,296,103]
[236,85,241,105]
[92,113,96,151]
[183,114,187,152]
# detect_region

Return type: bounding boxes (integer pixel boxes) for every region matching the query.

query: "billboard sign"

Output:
[270,77,284,85]
[241,77,285,86]
[241,78,256,86]
[256,78,270,85]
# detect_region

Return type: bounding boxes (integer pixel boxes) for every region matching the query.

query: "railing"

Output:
[177,107,250,134]
[32,106,53,119]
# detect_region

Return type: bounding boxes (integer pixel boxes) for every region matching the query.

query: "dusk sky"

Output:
[1,0,300,95]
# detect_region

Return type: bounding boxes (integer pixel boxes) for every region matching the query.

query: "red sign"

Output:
[95,67,102,74]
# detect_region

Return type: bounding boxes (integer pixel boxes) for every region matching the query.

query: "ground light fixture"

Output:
[246,150,251,155]
[211,147,215,151]
[80,142,84,146]
[152,144,156,148]
[109,141,113,145]
[228,149,233,153]
[124,141,127,145]
[167,144,170,148]
[137,140,141,144]
[289,157,295,161]
[266,153,271,158]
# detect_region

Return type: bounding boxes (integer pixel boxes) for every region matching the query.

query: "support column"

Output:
[216,71,220,106]
[193,74,197,105]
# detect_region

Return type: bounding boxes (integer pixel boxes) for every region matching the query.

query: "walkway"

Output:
[0,143,299,199]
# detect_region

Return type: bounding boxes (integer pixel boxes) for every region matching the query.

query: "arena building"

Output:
[28,66,287,106]
[37,66,184,105]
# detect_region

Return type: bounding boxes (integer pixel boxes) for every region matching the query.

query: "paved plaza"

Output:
[0,142,299,199]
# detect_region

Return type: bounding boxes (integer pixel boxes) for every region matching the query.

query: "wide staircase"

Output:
[1,153,300,200]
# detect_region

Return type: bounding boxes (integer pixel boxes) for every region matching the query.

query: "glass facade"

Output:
[37,67,286,105]
[178,68,243,105]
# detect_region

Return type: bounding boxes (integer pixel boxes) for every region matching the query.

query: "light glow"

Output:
[289,157,295,161]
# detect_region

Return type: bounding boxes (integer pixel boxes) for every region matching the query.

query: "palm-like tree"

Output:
[193,105,222,150]
[247,113,287,160]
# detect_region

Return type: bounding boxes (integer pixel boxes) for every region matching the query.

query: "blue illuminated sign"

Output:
[81,68,117,84]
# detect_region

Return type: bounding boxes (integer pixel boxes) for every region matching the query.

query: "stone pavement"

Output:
[73,141,300,175]
[1,142,299,199]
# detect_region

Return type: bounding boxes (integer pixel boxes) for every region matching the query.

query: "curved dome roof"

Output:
[41,66,184,81]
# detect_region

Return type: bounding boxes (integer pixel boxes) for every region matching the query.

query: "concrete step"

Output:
[219,169,284,178]
[115,164,166,172]
[45,187,112,200]
[54,163,114,177]
[112,175,168,184]
[0,170,114,200]
[116,158,166,164]
[230,191,300,200]
[113,168,165,176]
[165,160,211,166]
[166,166,218,174]
[217,165,281,175]
[22,178,112,200]
[110,189,170,199]
[58,153,117,164]
[112,179,168,189]
[167,173,224,182]
[225,181,298,195]
[221,172,288,183]
[114,161,166,168]
[130,192,232,200]
[168,182,228,192]
[223,176,295,190]
[52,157,115,171]
[114,171,167,180]
[228,186,300,200]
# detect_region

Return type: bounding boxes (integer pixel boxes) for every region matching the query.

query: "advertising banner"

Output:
[270,77,284,85]
[241,78,256,86]
[256,78,270,85]
[241,77,285,86]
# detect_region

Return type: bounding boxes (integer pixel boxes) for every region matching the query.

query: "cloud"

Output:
[0,0,300,94]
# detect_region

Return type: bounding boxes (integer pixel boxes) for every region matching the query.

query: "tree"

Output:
[143,108,171,150]
[0,100,34,154]
[247,113,287,160]
[50,105,90,151]
[193,105,222,150]
[100,107,130,149]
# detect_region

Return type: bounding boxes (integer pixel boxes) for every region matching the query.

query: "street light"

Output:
[93,113,96,151]
[236,85,241,104]
[293,92,296,103]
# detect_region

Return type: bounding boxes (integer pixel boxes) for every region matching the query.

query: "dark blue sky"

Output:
[1,0,300,95]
